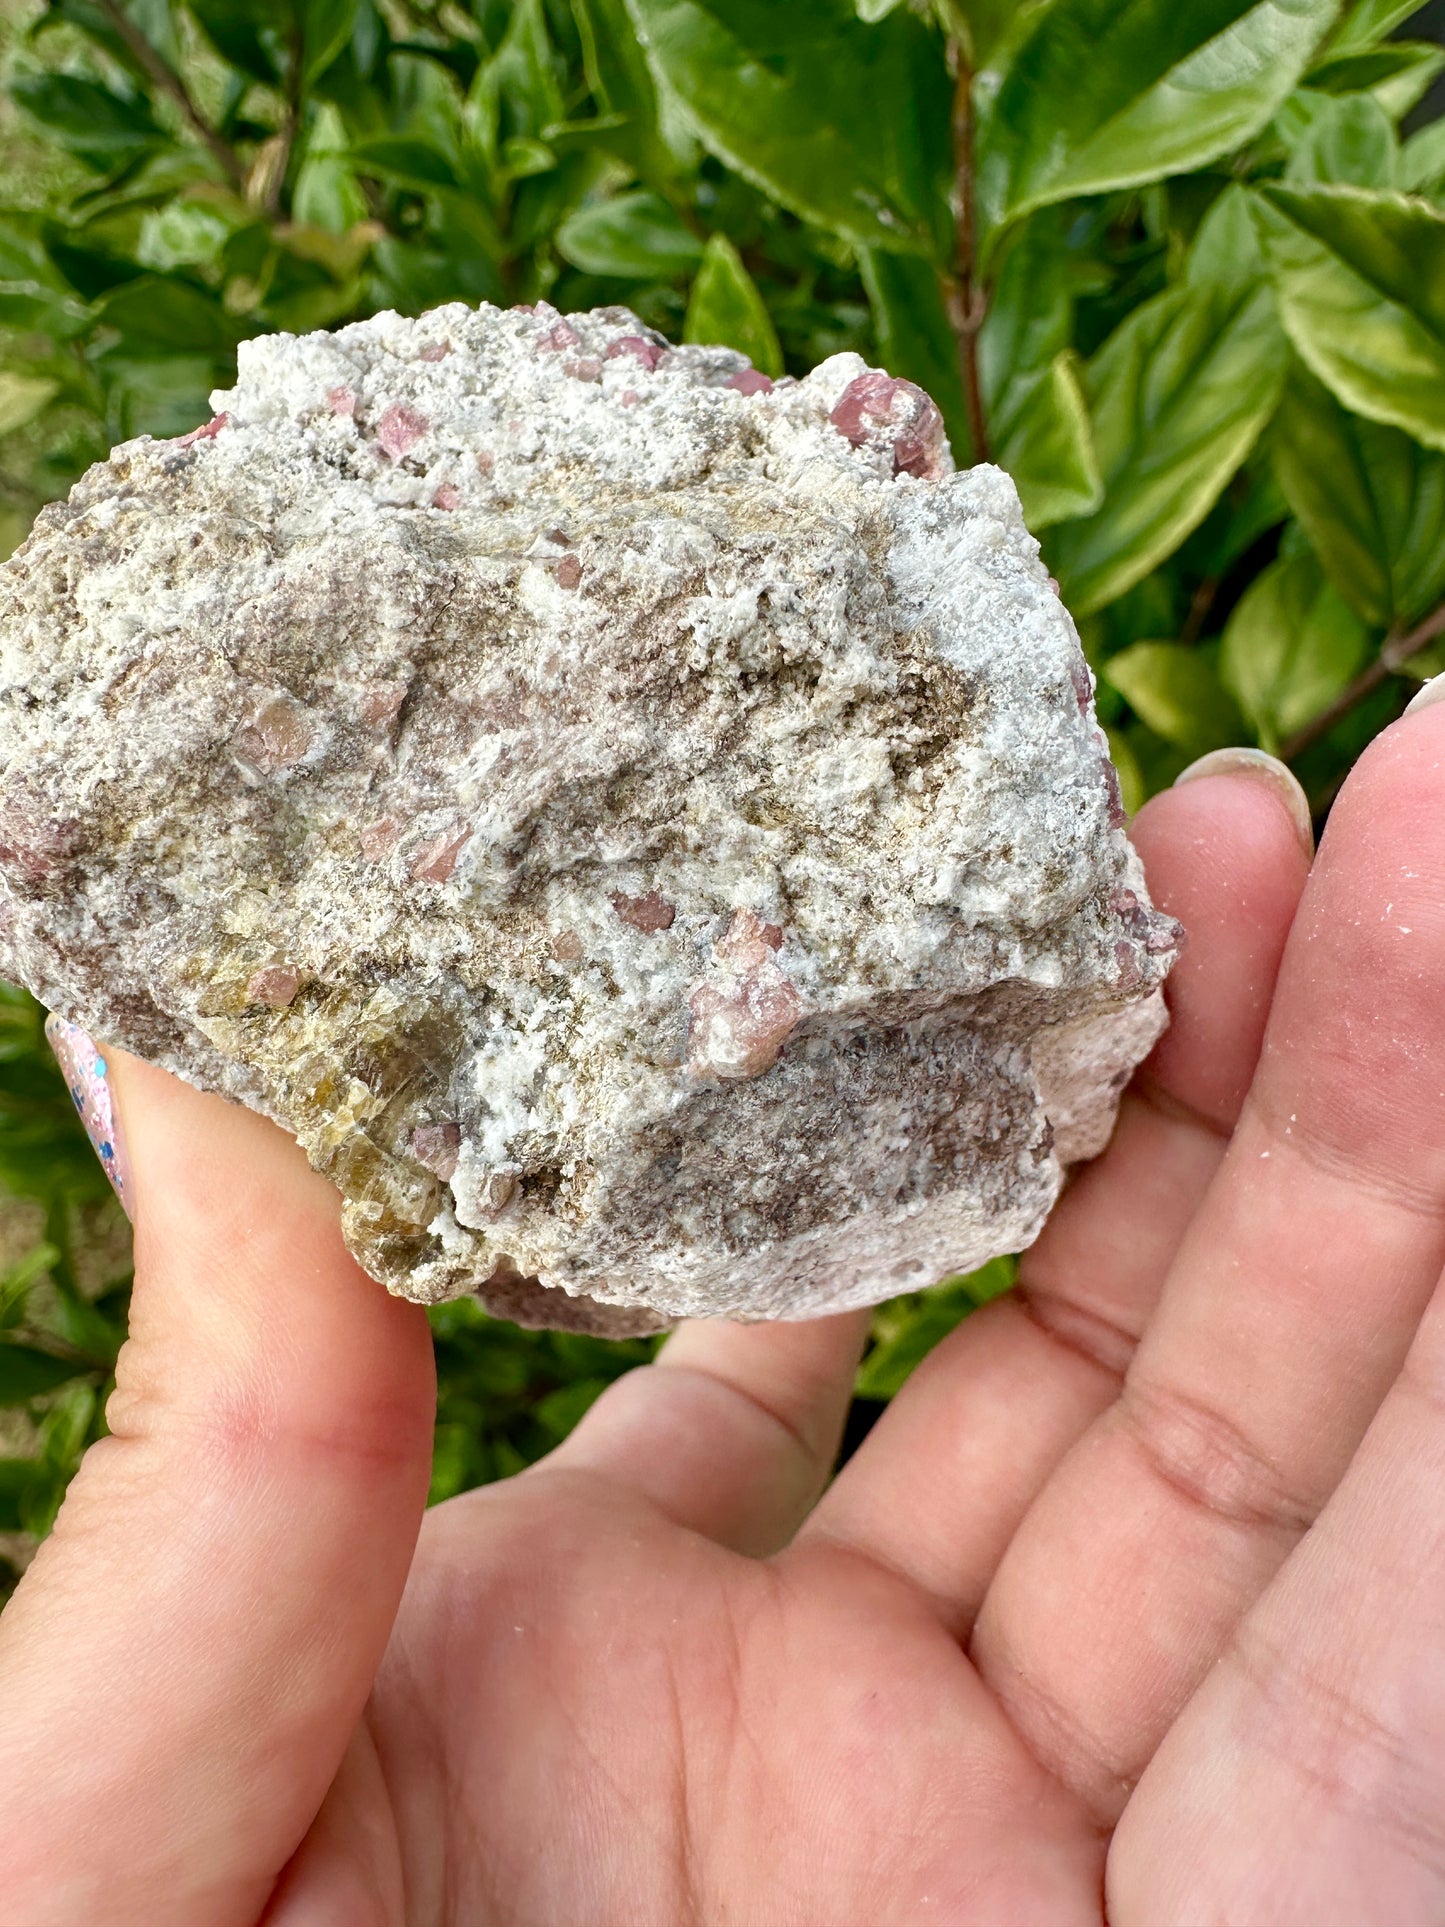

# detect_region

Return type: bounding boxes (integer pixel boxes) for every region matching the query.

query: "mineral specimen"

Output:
[0,301,1180,1336]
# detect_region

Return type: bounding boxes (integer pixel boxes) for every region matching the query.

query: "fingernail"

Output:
[44,1015,133,1219]
[1405,671,1445,716]
[1173,747,1314,858]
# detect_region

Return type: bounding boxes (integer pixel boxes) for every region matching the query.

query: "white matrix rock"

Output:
[0,301,1180,1335]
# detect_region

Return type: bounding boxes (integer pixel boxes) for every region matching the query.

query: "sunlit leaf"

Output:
[1046,189,1286,615]
[994,351,1103,529]
[978,0,1338,239]
[1308,42,1445,120]
[1282,93,1398,187]
[684,232,783,373]
[1401,117,1445,195]
[1105,640,1246,754]
[0,372,60,437]
[1320,0,1429,61]
[1253,182,1445,452]
[572,0,697,181]
[625,0,953,257]
[292,103,370,231]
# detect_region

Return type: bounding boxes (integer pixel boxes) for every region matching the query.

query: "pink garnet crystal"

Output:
[686,911,802,1082]
[376,403,429,462]
[828,373,947,479]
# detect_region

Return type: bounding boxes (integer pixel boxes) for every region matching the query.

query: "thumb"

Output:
[0,1028,435,1927]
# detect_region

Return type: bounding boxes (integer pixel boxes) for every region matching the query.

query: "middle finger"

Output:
[971,705,1445,1823]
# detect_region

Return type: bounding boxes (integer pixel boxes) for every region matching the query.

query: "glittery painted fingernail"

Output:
[44,1015,132,1218]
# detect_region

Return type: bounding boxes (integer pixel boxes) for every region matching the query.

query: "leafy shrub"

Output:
[2,0,1443,1589]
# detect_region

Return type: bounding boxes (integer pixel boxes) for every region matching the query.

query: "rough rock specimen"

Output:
[0,302,1181,1336]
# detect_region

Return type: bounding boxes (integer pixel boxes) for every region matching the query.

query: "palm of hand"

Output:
[350,1472,1094,1927]
[7,724,1445,1927]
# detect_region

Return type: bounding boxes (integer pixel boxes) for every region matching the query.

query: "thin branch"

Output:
[1280,598,1445,762]
[1279,656,1392,763]
[1179,575,1219,648]
[264,17,307,216]
[1387,595,1445,668]
[95,0,247,192]
[944,41,990,465]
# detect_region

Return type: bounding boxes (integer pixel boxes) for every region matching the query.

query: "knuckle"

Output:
[1117,1376,1317,1535]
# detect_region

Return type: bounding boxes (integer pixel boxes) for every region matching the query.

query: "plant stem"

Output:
[1280,598,1445,762]
[96,0,247,192]
[945,41,991,465]
[266,21,307,217]
[1179,575,1219,648]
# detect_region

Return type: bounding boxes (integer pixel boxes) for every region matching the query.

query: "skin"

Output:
[3,711,1445,1926]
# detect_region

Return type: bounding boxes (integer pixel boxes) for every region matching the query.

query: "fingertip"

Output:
[1172,747,1314,858]
[1126,758,1315,1127]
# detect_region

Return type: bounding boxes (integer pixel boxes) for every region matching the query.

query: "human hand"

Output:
[5,703,1445,1927]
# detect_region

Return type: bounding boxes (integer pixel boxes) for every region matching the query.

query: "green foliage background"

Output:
[2,0,1444,1594]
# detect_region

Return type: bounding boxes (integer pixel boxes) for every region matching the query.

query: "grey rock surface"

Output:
[0,301,1179,1335]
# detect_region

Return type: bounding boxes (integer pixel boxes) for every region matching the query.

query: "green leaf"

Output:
[1401,117,1445,195]
[302,0,359,83]
[857,1259,1014,1400]
[0,1342,92,1407]
[1253,183,1445,453]
[1105,640,1245,754]
[1220,550,1372,748]
[858,247,971,460]
[1282,93,1398,186]
[0,1242,60,1330]
[35,0,175,76]
[0,1458,40,1533]
[857,244,1098,535]
[571,0,696,182]
[293,102,370,231]
[623,0,953,257]
[100,356,222,440]
[683,232,783,374]
[349,135,461,189]
[1271,357,1445,629]
[95,276,241,355]
[978,207,1077,398]
[929,0,1036,67]
[977,0,1339,239]
[0,372,60,437]
[556,188,702,277]
[1308,43,1445,119]
[135,201,238,272]
[994,352,1103,529]
[488,0,568,142]
[9,73,168,166]
[1046,189,1286,616]
[975,207,1102,525]
[1321,0,1429,59]
[186,0,289,84]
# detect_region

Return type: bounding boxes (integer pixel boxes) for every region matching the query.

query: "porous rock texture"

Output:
[0,302,1180,1336]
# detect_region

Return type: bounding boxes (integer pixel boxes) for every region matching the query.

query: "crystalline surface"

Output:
[0,302,1179,1335]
